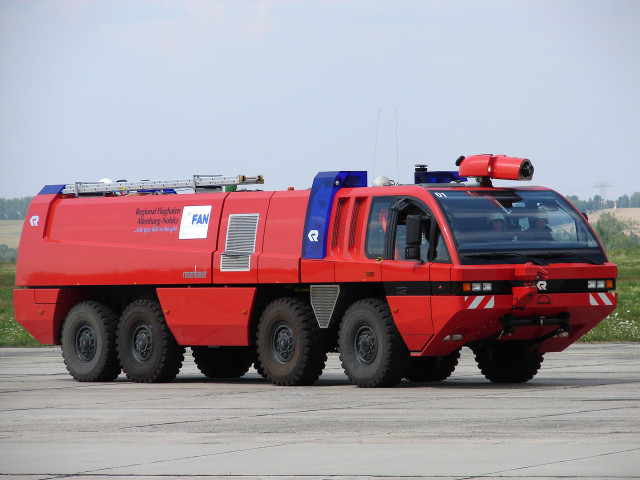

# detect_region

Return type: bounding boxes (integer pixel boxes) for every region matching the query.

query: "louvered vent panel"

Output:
[348,198,364,248]
[220,214,259,271]
[310,285,340,329]
[331,198,348,249]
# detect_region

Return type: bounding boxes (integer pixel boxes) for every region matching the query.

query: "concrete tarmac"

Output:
[0,343,639,480]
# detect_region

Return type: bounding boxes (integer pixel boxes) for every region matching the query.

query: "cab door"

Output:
[380,197,435,352]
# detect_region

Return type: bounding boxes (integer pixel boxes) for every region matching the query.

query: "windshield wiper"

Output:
[462,252,544,265]
[528,251,599,265]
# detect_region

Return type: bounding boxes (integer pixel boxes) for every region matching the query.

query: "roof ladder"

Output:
[61,174,264,197]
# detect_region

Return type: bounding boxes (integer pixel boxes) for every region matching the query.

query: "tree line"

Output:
[567,192,640,212]
[0,197,33,220]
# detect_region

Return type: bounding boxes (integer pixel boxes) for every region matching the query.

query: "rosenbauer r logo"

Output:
[179,206,212,239]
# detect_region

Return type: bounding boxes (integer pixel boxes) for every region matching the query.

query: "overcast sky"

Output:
[1,0,639,201]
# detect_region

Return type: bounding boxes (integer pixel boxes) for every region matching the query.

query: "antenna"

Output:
[593,182,612,210]
[395,107,400,184]
[373,107,381,184]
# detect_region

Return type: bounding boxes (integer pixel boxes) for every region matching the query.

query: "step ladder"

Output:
[62,174,264,197]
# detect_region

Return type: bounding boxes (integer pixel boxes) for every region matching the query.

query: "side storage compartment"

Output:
[157,287,257,346]
[13,288,92,344]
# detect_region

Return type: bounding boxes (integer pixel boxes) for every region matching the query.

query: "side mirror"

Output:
[405,214,430,260]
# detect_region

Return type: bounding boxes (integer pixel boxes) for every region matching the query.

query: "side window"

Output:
[394,205,430,261]
[365,196,393,258]
[433,229,451,263]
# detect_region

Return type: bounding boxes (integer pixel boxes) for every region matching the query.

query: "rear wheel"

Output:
[256,297,327,386]
[117,299,185,383]
[338,299,409,388]
[405,349,460,382]
[192,346,253,379]
[472,341,544,383]
[60,301,121,382]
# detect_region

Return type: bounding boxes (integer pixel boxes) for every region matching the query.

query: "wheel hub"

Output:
[131,324,153,362]
[354,325,377,365]
[272,323,295,364]
[75,325,96,362]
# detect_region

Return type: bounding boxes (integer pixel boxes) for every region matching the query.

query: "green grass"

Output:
[1,253,639,347]
[580,251,640,342]
[0,263,39,346]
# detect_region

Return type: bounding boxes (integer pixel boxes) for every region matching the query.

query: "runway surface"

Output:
[1,343,639,479]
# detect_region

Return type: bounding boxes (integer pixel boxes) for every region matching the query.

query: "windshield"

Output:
[432,189,607,265]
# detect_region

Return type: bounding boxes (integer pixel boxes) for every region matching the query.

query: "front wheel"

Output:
[117,299,185,383]
[472,341,544,383]
[338,299,409,388]
[256,297,327,386]
[60,301,121,382]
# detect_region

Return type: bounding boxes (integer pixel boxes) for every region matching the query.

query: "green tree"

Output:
[630,192,640,208]
[594,213,640,252]
[0,244,18,263]
[617,194,630,208]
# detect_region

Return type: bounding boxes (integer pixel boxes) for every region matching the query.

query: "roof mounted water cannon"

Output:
[456,155,534,186]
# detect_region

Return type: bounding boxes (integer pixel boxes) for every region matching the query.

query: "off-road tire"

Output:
[338,298,409,388]
[473,341,544,383]
[192,346,253,379]
[256,297,327,386]
[253,360,267,379]
[405,349,461,382]
[117,299,185,383]
[61,301,121,382]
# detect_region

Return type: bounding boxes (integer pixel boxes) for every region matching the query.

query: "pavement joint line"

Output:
[67,442,295,476]
[475,445,640,478]
[506,404,640,422]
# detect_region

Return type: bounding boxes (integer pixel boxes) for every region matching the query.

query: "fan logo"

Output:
[537,281,547,291]
[179,206,212,239]
[308,229,319,242]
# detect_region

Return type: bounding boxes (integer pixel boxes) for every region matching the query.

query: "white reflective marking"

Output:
[589,294,599,306]
[485,296,495,309]
[468,296,484,309]
[598,292,613,306]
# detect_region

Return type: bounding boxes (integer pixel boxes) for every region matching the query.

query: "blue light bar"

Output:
[38,185,66,195]
[414,170,466,184]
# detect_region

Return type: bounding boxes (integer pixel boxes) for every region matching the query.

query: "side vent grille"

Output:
[331,198,348,249]
[310,285,340,329]
[348,198,364,248]
[220,214,259,271]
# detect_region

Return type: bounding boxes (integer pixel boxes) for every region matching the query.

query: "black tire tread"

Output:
[256,297,327,386]
[117,299,185,383]
[192,346,253,379]
[473,341,544,383]
[61,300,121,382]
[405,349,461,382]
[338,298,409,388]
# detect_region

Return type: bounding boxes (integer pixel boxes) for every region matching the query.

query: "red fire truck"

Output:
[13,155,617,387]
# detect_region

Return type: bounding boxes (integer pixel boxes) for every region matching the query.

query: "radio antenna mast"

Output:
[373,107,381,184]
[395,107,400,184]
